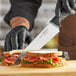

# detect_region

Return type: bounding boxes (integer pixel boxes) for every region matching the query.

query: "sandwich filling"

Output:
[21,56,66,67]
[2,54,19,65]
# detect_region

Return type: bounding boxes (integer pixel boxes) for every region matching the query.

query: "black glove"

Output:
[51,0,76,26]
[4,26,33,51]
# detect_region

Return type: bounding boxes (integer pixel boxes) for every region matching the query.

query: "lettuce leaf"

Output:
[22,59,61,66]
[0,58,2,62]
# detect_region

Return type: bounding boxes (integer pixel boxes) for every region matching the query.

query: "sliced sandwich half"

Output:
[21,50,66,68]
[0,50,22,66]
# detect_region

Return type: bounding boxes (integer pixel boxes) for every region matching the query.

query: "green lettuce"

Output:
[22,58,61,66]
[0,58,3,62]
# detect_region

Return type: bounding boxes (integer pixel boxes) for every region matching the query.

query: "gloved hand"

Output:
[4,26,33,51]
[51,0,76,26]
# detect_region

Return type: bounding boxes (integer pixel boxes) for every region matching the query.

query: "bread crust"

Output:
[21,63,58,68]
[3,50,22,56]
[26,51,62,57]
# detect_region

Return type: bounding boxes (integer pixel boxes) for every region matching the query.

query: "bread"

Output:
[21,63,57,68]
[3,50,22,56]
[26,51,62,57]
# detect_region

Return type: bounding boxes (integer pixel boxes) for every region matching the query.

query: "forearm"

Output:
[10,17,30,30]
[4,0,42,31]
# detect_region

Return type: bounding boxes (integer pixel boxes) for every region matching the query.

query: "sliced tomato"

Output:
[4,58,14,64]
[43,59,47,62]
[52,60,58,63]
[23,57,28,60]
[53,57,61,61]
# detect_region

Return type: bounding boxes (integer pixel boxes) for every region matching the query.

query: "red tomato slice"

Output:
[43,59,47,62]
[4,58,14,64]
[52,60,58,63]
[53,57,61,61]
[23,57,28,60]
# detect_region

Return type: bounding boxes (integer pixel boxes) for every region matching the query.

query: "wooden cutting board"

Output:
[0,61,76,76]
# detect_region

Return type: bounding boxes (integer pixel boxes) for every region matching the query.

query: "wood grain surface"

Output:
[0,61,76,76]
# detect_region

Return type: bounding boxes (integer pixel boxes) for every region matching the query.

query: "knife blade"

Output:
[14,21,59,65]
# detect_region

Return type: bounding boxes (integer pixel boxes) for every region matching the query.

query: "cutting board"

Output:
[0,61,76,76]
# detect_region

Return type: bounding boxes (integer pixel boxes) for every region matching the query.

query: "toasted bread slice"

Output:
[26,51,62,57]
[3,50,22,56]
[21,63,58,68]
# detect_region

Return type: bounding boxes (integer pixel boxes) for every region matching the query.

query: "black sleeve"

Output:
[4,0,42,31]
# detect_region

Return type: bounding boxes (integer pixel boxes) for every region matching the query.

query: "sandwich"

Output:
[0,50,22,66]
[21,50,66,68]
[0,50,66,67]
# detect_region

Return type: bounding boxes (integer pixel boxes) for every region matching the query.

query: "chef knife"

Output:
[14,20,59,65]
[14,13,69,65]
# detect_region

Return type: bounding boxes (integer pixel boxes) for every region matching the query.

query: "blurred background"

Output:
[0,0,58,49]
